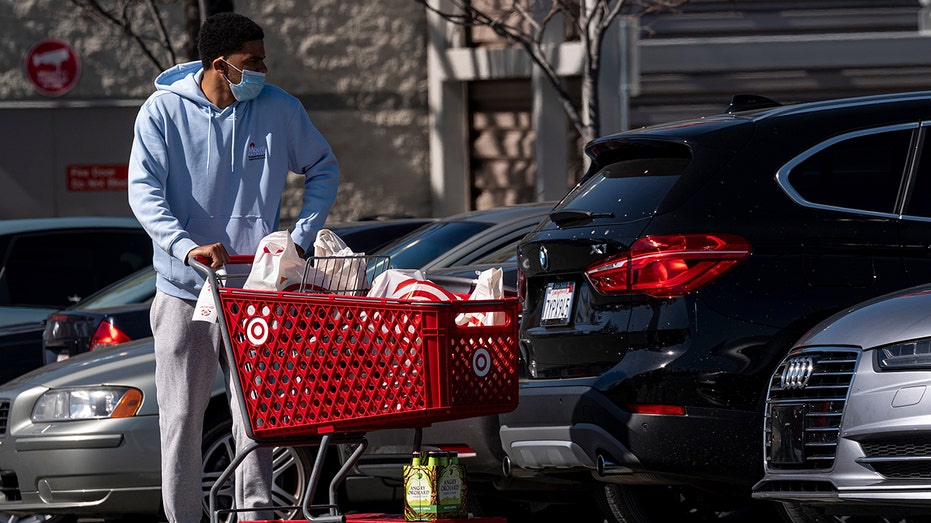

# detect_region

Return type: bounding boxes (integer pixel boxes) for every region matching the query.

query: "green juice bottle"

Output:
[438,451,465,517]
[404,452,437,521]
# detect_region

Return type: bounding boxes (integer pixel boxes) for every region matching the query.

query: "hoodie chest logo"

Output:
[247,142,267,161]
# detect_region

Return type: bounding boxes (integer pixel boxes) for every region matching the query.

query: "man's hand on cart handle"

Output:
[186,242,230,268]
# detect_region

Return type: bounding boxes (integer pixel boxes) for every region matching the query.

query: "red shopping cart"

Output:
[191,254,519,523]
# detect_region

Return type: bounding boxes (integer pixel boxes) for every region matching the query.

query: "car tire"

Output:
[779,502,931,523]
[595,484,785,523]
[199,414,315,523]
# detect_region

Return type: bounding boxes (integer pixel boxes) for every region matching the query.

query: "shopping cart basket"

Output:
[191,254,519,523]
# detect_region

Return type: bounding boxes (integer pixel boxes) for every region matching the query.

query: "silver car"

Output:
[752,283,931,522]
[0,338,319,523]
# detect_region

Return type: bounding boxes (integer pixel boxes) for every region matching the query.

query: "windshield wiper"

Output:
[549,209,615,227]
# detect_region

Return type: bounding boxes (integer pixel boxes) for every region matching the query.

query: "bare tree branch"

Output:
[144,0,178,65]
[69,0,179,71]
[418,0,686,143]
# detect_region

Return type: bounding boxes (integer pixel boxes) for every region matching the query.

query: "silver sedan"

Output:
[753,283,931,522]
[0,338,318,523]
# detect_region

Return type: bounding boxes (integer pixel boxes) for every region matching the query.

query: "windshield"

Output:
[374,221,492,269]
[75,267,156,311]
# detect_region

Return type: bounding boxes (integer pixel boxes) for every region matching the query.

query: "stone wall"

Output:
[0,0,431,223]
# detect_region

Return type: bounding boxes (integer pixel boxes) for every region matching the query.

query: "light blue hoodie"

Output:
[128,61,339,300]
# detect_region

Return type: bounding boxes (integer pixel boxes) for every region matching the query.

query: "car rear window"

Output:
[554,151,690,221]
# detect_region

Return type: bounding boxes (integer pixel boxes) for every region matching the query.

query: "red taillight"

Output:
[585,233,751,298]
[89,321,133,351]
[626,403,687,416]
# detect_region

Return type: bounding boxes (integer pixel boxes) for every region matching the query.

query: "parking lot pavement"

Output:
[68,495,786,523]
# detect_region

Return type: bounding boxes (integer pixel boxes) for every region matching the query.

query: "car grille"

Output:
[764,348,859,471]
[859,438,931,479]
[0,471,20,501]
[751,479,836,494]
[0,400,9,437]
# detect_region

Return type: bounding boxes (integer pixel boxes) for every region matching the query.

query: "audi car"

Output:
[753,283,931,522]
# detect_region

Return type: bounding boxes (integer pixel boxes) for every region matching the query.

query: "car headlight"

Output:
[877,338,931,370]
[32,387,143,422]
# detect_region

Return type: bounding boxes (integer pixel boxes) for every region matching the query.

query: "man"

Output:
[128,12,338,523]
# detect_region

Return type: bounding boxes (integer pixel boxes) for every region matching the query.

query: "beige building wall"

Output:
[427,0,931,216]
[0,1,432,223]
[6,1,931,223]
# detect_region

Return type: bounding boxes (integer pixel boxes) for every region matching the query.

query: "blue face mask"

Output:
[222,59,265,101]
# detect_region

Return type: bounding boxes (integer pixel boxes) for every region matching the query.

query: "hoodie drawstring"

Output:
[205,110,212,174]
[203,104,237,174]
[231,105,237,172]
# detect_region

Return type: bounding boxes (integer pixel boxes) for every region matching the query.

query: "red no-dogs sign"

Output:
[24,39,81,96]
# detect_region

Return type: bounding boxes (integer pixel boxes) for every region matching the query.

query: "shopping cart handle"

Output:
[228,254,254,265]
[189,254,254,283]
[190,254,254,266]
[306,515,346,523]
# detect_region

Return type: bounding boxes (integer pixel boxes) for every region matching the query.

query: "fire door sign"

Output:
[24,39,81,96]
[67,165,128,192]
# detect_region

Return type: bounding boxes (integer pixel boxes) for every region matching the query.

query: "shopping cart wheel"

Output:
[199,412,318,522]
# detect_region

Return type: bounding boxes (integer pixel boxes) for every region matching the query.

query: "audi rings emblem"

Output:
[781,356,814,390]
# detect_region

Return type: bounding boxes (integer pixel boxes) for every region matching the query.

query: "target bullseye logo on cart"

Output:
[472,348,491,378]
[246,317,269,346]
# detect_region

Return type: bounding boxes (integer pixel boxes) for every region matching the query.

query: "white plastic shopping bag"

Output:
[455,267,505,326]
[313,229,367,295]
[367,269,460,301]
[367,269,424,298]
[193,268,226,323]
[244,231,312,292]
[314,228,355,257]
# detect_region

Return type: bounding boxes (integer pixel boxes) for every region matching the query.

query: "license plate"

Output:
[770,403,807,465]
[541,281,575,326]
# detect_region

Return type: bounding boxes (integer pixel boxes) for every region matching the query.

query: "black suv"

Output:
[506,91,931,522]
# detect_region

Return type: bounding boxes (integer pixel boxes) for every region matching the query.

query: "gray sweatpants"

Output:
[151,290,273,523]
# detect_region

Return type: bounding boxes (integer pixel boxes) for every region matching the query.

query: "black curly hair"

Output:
[197,12,264,70]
